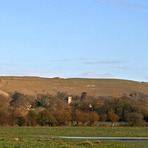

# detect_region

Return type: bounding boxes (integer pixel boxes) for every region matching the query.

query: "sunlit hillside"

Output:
[0,76,148,97]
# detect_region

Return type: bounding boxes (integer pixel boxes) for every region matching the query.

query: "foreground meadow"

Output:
[0,126,148,148]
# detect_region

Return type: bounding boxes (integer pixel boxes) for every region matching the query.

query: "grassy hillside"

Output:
[0,76,148,97]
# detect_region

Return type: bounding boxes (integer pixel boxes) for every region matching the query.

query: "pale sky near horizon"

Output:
[0,0,148,81]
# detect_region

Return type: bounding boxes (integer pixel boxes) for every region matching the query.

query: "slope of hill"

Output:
[0,89,9,97]
[0,76,148,97]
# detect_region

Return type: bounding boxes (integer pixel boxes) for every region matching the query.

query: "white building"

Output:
[68,96,72,104]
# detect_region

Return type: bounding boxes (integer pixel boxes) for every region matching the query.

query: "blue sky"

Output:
[0,0,148,81]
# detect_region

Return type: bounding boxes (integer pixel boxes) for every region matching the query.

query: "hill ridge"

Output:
[0,76,148,97]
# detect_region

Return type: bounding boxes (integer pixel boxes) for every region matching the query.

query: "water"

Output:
[32,135,148,141]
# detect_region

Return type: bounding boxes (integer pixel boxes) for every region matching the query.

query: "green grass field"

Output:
[0,126,148,148]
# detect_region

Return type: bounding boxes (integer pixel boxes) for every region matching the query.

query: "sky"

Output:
[0,0,148,81]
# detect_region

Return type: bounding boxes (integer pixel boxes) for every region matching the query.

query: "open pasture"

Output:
[0,126,148,148]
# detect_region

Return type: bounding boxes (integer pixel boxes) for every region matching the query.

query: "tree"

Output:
[0,95,11,126]
[0,108,9,126]
[100,113,108,122]
[81,92,87,100]
[56,92,68,100]
[88,111,99,126]
[119,96,133,121]
[106,97,121,115]
[10,92,34,116]
[17,116,27,126]
[78,100,92,112]
[126,112,145,126]
[75,110,89,125]
[8,107,21,126]
[27,110,38,126]
[37,109,56,126]
[108,112,119,127]
[10,92,22,103]
[32,94,51,108]
[48,99,71,125]
[75,110,99,126]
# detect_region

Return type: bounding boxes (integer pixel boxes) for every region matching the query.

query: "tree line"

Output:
[0,91,148,126]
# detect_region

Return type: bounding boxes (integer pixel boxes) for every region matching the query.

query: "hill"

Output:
[0,76,148,97]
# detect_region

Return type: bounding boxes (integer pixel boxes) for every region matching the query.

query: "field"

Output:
[0,76,148,97]
[0,126,148,148]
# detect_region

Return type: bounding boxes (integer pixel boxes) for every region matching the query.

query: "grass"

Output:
[0,126,148,147]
